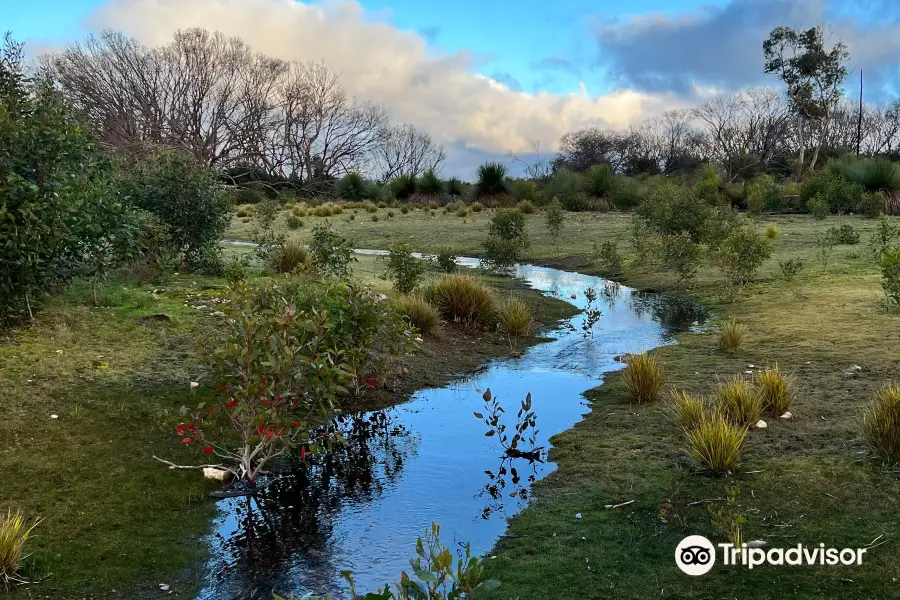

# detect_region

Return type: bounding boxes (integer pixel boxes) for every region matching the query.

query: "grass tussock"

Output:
[756,365,794,415]
[862,384,900,464]
[714,376,761,427]
[667,389,707,431]
[718,318,748,354]
[497,297,532,337]
[517,200,535,214]
[269,241,309,274]
[623,352,665,404]
[685,414,748,475]
[765,224,780,239]
[396,294,439,335]
[423,274,496,326]
[0,509,39,589]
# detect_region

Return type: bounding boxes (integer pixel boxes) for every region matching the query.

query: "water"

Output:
[196,259,706,599]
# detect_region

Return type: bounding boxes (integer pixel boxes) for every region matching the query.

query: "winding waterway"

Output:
[196,256,706,599]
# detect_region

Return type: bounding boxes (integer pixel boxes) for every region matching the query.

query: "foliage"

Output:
[609,175,643,211]
[581,164,615,209]
[517,200,535,214]
[126,211,178,283]
[473,162,510,204]
[702,206,743,249]
[336,172,374,200]
[707,486,745,547]
[765,224,780,239]
[745,174,787,215]
[659,233,701,288]
[827,223,859,245]
[831,155,900,196]
[482,209,529,271]
[470,202,484,213]
[386,243,425,294]
[549,169,584,211]
[390,174,418,201]
[496,297,532,350]
[309,223,356,278]
[0,508,39,589]
[120,149,229,267]
[806,193,830,219]
[223,253,250,287]
[544,198,565,246]
[862,384,900,464]
[779,258,804,282]
[594,240,623,277]
[636,181,714,242]
[800,169,862,215]
[685,414,747,475]
[417,170,443,195]
[269,240,309,274]
[395,294,439,335]
[718,318,748,354]
[715,227,773,285]
[623,352,665,404]
[446,177,464,197]
[286,214,303,229]
[815,231,835,268]
[881,247,900,309]
[251,199,285,267]
[667,390,707,432]
[756,365,794,415]
[870,216,900,258]
[423,274,496,327]
[476,389,542,459]
[714,377,762,427]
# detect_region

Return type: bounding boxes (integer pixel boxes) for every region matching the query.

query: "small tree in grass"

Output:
[386,243,424,293]
[715,227,772,287]
[881,247,900,309]
[545,197,565,247]
[482,209,529,271]
[309,223,356,278]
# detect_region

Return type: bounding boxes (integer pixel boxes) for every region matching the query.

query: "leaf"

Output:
[484,430,495,437]
[473,412,484,419]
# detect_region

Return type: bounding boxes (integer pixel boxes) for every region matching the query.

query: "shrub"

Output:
[371,214,379,222]
[269,240,309,274]
[417,170,443,195]
[309,223,356,278]
[862,384,900,464]
[660,233,701,288]
[715,227,772,285]
[455,207,468,218]
[807,193,830,219]
[765,224,780,239]
[779,258,804,282]
[223,254,250,287]
[870,216,900,258]
[235,206,251,218]
[594,240,623,276]
[756,365,794,415]
[581,164,615,209]
[827,223,860,245]
[815,231,835,268]
[497,297,532,338]
[881,247,900,308]
[400,205,409,214]
[801,167,863,215]
[482,209,529,271]
[446,176,464,197]
[386,243,425,294]
[714,377,761,427]
[517,200,535,214]
[718,319,748,353]
[286,214,303,229]
[390,174,417,201]
[609,176,643,211]
[365,203,378,213]
[434,247,457,273]
[470,202,484,213]
[703,206,743,249]
[0,508,39,589]
[387,210,395,218]
[636,181,714,242]
[510,179,543,205]
[686,414,747,474]
[232,186,266,205]
[474,162,511,205]
[396,294,439,334]
[291,206,307,217]
[623,352,665,404]
[858,191,885,218]
[423,275,496,326]
[545,197,565,245]
[550,169,584,211]
[335,172,373,200]
[667,390,707,431]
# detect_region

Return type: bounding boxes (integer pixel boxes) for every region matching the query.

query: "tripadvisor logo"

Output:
[675,536,869,575]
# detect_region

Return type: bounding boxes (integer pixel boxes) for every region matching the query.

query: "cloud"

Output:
[593,0,900,100]
[83,0,689,175]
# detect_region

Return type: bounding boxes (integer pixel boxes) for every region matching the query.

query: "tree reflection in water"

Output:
[477,455,542,520]
[629,292,708,341]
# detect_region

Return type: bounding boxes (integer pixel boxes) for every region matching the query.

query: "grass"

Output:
[862,384,900,464]
[666,389,707,431]
[269,240,309,273]
[0,508,39,589]
[714,376,762,427]
[496,297,532,337]
[622,352,664,404]
[685,413,748,474]
[756,364,794,415]
[396,294,439,335]
[422,274,496,326]
[718,318,748,353]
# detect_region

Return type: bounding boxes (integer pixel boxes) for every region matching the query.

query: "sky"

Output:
[3,0,899,175]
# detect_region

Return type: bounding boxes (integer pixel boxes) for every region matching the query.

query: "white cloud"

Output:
[84,0,689,170]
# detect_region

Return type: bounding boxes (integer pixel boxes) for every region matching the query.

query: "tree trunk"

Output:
[796,118,806,179]
[808,113,831,175]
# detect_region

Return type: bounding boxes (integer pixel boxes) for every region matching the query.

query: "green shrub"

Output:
[470,202,484,213]
[582,164,615,209]
[286,214,303,229]
[223,254,250,287]
[779,258,804,282]
[235,206,252,218]
[434,247,457,273]
[371,214,379,222]
[667,390,707,431]
[801,166,863,214]
[815,231,835,268]
[807,194,830,219]
[718,318,748,353]
[623,352,665,404]
[858,191,886,218]
[550,169,584,211]
[400,205,409,214]
[609,176,643,211]
[881,247,900,308]
[482,209,529,271]
[517,200,535,214]
[423,274,496,326]
[335,172,373,200]
[714,377,761,427]
[756,365,794,415]
[455,207,468,217]
[862,384,900,464]
[365,203,378,213]
[636,181,714,242]
[232,186,266,205]
[686,414,747,474]
[510,179,543,205]
[497,297,532,337]
[545,197,565,244]
[268,241,309,274]
[594,240,623,276]
[765,224,780,239]
[0,508,39,589]
[417,170,443,195]
[870,216,900,258]
[386,243,425,294]
[715,227,772,285]
[703,206,743,249]
[446,177,464,197]
[396,294,439,335]
[309,224,356,278]
[387,210,395,218]
[474,162,511,205]
[390,174,417,201]
[827,223,860,245]
[660,233,701,288]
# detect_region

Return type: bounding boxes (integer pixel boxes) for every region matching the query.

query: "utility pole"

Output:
[856,70,864,157]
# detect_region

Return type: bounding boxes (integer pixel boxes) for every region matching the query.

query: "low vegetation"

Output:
[423,274,496,326]
[622,352,665,404]
[685,414,748,475]
[395,294,439,335]
[718,318,748,353]
[862,384,900,464]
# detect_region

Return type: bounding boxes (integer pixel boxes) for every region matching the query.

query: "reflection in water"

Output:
[197,259,707,599]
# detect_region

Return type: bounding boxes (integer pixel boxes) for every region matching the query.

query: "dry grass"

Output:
[685,414,748,475]
[0,509,39,589]
[623,352,665,404]
[714,376,761,427]
[497,297,533,337]
[268,240,309,274]
[718,318,748,354]
[756,364,794,415]
[862,384,900,464]
[422,274,496,326]
[396,294,439,335]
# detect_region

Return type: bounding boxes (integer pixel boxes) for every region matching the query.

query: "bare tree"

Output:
[372,123,445,182]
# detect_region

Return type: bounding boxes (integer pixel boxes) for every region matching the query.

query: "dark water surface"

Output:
[196,258,706,599]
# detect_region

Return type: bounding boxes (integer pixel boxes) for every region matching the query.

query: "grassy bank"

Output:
[231,206,900,598]
[0,251,572,599]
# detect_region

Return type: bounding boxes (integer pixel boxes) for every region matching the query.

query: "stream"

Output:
[196,255,706,599]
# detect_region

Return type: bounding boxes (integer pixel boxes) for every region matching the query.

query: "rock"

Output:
[745,370,753,374]
[211,311,226,317]
[203,467,230,482]
[746,540,767,548]
[50,414,59,419]
[755,420,768,429]
[781,411,793,419]
[158,583,170,592]
[575,512,583,520]
[844,365,863,377]
[570,293,577,299]
[748,364,756,368]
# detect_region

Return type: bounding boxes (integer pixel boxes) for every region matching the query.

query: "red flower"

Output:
[265,430,274,439]
[181,437,191,445]
[300,446,307,460]
[365,377,377,389]
[204,446,213,455]
[175,424,185,436]
[256,425,266,435]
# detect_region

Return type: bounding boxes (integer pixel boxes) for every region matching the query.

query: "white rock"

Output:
[211,311,226,317]
[158,583,170,592]
[203,467,230,482]
[781,411,793,419]
[190,381,199,389]
[745,370,753,374]
[748,364,756,368]
[50,414,58,419]
[755,420,768,429]
[746,540,767,548]
[55,350,63,354]
[575,512,583,520]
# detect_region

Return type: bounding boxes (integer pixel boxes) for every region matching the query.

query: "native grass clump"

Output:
[685,414,748,475]
[862,384,900,464]
[423,274,496,327]
[718,319,748,353]
[623,352,665,404]
[756,365,794,415]
[395,294,439,335]
[0,508,40,589]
